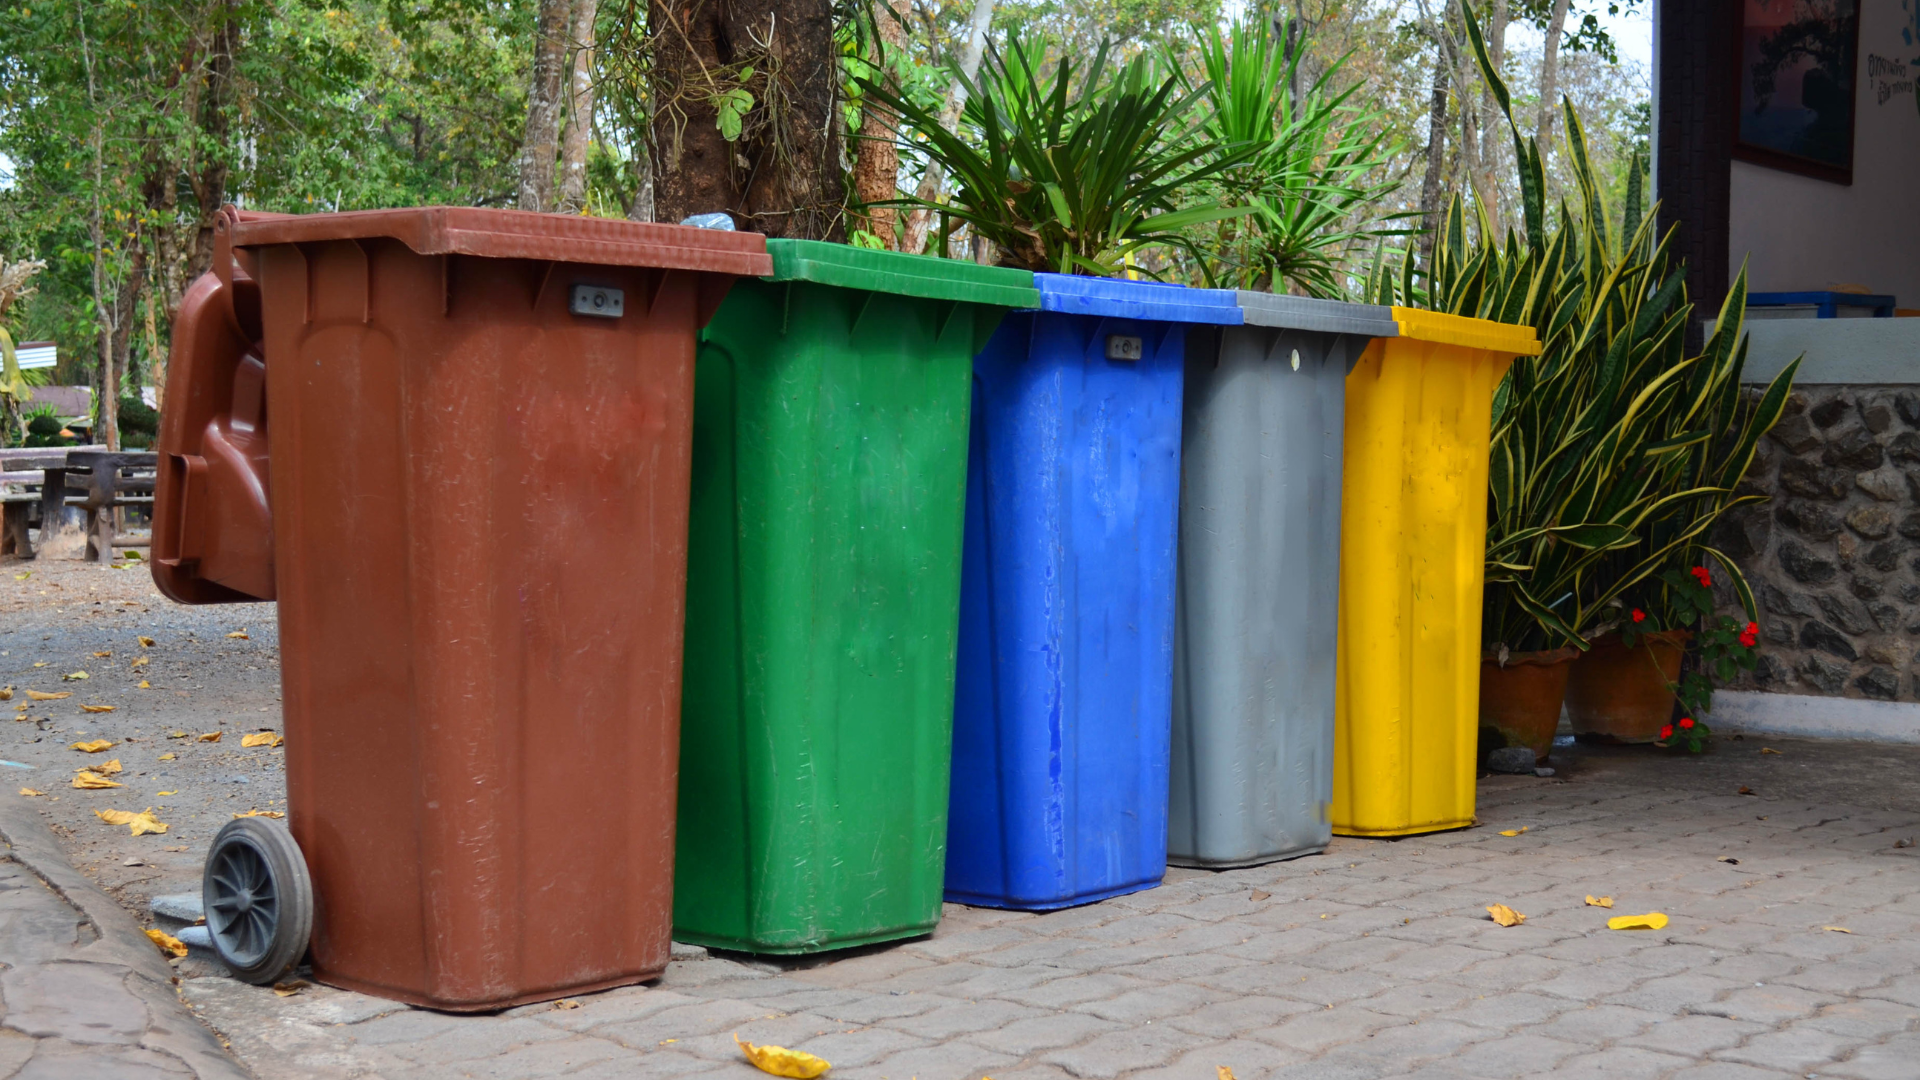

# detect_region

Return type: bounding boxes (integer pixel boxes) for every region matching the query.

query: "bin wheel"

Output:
[202,816,313,985]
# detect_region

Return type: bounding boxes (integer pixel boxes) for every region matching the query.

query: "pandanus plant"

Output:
[859,36,1256,274]
[1369,2,1798,655]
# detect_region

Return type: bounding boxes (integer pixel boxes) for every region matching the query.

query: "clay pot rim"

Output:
[1481,645,1583,668]
[1588,628,1693,649]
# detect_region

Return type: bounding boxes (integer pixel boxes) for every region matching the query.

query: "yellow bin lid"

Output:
[1389,307,1541,356]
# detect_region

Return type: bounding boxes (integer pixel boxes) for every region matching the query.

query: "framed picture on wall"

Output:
[1734,0,1861,184]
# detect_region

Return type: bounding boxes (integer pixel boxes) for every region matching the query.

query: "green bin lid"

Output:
[764,239,1039,308]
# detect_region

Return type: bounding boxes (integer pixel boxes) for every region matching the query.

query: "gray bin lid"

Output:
[1234,292,1399,337]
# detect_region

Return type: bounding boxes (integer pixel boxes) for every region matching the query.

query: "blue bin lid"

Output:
[1031,274,1244,325]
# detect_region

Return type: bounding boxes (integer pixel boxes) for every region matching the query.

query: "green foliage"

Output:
[862,35,1255,274]
[1621,565,1760,746]
[1181,19,1407,297]
[22,406,71,448]
[1374,2,1796,656]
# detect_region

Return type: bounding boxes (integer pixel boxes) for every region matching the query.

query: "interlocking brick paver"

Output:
[1621,1014,1768,1055]
[1250,1005,1399,1054]
[1711,983,1844,1024]
[1551,1045,1698,1078]
[1039,1022,1211,1079]
[1441,1033,1585,1078]
[879,996,1043,1040]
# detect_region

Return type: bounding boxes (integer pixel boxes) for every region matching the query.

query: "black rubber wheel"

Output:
[202,816,312,985]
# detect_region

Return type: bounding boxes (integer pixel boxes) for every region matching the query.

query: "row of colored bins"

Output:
[155,206,1537,1007]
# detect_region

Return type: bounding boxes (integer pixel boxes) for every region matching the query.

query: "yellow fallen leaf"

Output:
[1486,904,1525,927]
[232,810,285,819]
[1717,856,1740,865]
[92,651,111,659]
[81,759,123,775]
[168,730,187,739]
[32,662,46,667]
[1499,827,1529,837]
[0,688,10,701]
[70,740,116,753]
[12,572,27,580]
[1607,912,1669,930]
[130,657,149,668]
[1585,895,1614,908]
[553,1000,582,1010]
[197,732,221,743]
[19,788,44,797]
[138,636,156,647]
[62,671,88,681]
[240,732,283,748]
[27,690,71,701]
[79,705,116,714]
[158,753,175,761]
[157,791,177,797]
[735,1034,830,1079]
[272,980,310,997]
[95,808,168,835]
[1760,747,1781,755]
[1218,1069,1238,1080]
[73,771,123,790]
[137,681,151,690]
[1821,926,1852,934]
[145,928,188,958]
[225,631,249,640]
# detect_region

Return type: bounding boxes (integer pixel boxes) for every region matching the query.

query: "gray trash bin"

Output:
[1170,292,1400,868]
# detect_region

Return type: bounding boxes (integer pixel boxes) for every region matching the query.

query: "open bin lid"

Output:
[1032,274,1243,325]
[227,206,772,277]
[1236,292,1400,337]
[1388,307,1541,355]
[764,239,1039,308]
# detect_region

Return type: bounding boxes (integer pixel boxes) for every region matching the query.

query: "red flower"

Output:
[1631,608,1647,623]
[1746,622,1759,636]
[1679,717,1695,729]
[1739,630,1758,648]
[1660,724,1674,740]
[1690,566,1712,587]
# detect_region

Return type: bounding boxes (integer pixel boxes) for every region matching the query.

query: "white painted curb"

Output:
[1714,690,1920,744]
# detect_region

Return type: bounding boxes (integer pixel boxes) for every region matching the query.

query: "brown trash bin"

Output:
[154,205,770,1010]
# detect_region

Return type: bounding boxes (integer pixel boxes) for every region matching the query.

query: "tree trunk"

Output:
[650,0,844,238]
[900,0,994,254]
[1418,52,1449,263]
[1474,0,1509,238]
[557,0,600,214]
[852,0,908,247]
[519,0,574,212]
[1535,0,1572,154]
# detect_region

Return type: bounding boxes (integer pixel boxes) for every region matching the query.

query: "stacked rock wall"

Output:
[1715,386,1920,702]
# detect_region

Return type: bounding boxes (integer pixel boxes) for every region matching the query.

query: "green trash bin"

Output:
[674,240,1039,954]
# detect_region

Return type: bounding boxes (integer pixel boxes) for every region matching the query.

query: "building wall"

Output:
[1727,0,1920,308]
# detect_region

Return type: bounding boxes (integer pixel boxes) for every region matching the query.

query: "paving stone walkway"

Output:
[166,756,1920,1080]
[0,794,248,1078]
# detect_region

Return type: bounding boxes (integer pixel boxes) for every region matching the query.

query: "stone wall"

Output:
[1714,386,1920,703]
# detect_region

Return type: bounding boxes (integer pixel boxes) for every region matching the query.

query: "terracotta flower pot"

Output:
[1479,647,1581,764]
[1564,630,1690,743]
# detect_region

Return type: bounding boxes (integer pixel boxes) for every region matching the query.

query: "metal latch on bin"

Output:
[1105,334,1143,361]
[569,284,625,319]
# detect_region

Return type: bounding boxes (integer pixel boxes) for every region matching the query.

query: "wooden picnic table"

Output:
[0,447,158,562]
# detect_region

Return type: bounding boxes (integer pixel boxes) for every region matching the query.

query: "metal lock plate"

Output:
[570,284,625,319]
[1105,334,1143,361]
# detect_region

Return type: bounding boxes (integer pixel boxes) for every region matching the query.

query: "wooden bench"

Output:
[0,449,157,562]
[1,449,71,560]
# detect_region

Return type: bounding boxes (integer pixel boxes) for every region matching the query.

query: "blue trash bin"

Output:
[945,274,1243,911]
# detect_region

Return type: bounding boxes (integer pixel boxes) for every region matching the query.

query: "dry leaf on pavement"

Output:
[95,808,169,835]
[138,636,156,647]
[92,651,111,658]
[1737,786,1756,796]
[167,730,187,739]
[0,688,10,701]
[1498,827,1529,836]
[240,732,283,748]
[1218,1069,1238,1080]
[1250,890,1271,901]
[130,657,149,668]
[1486,904,1525,927]
[197,732,221,743]
[232,810,285,819]
[81,759,123,775]
[1717,856,1740,864]
[1760,747,1781,755]
[1821,926,1853,934]
[735,1034,831,1078]
[62,671,88,681]
[225,631,249,640]
[145,928,188,958]
[79,705,116,714]
[272,981,311,997]
[157,791,177,797]
[553,1000,582,1010]
[137,681,151,689]
[1585,895,1614,908]
[158,753,175,761]
[18,788,43,797]
[1607,912,1669,930]
[69,740,115,753]
[73,771,123,790]
[27,690,71,701]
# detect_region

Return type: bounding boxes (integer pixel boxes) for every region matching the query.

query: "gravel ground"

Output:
[1,557,285,917]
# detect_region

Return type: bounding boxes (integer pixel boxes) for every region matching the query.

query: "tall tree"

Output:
[900,0,995,255]
[649,0,845,236]
[519,0,575,210]
[557,0,601,214]
[852,0,910,247]
[1534,0,1574,151]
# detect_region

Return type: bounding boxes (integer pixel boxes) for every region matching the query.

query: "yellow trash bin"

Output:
[1332,307,1541,837]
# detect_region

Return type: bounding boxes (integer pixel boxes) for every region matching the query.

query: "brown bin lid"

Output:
[226,206,772,277]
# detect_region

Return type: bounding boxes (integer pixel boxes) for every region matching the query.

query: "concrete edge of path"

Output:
[1717,689,1920,744]
[0,795,254,1080]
